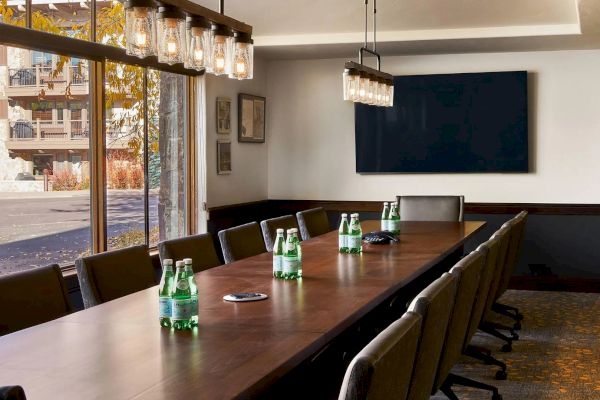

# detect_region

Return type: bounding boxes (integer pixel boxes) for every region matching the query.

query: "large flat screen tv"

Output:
[355,71,529,173]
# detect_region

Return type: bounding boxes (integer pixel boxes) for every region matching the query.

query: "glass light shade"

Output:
[185,26,211,70]
[376,78,385,106]
[157,15,185,65]
[387,81,394,107]
[210,25,233,75]
[358,72,370,103]
[125,6,156,58]
[367,75,377,105]
[229,37,253,80]
[342,68,360,101]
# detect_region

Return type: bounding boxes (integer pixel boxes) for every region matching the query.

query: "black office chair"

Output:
[260,215,299,251]
[158,233,221,273]
[296,207,330,240]
[397,195,465,221]
[218,222,267,264]
[76,245,156,308]
[0,385,27,400]
[0,264,73,336]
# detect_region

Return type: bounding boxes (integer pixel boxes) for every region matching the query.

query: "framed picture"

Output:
[217,140,232,175]
[216,97,231,134]
[238,93,266,143]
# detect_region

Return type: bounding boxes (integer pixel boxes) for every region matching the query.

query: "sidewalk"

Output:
[0,188,152,200]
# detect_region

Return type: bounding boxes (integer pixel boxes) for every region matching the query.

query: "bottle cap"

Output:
[383,202,388,205]
[163,259,173,266]
[276,228,284,234]
[175,260,185,267]
[351,213,359,217]
[341,213,347,217]
[183,258,192,265]
[286,228,294,234]
[290,228,298,233]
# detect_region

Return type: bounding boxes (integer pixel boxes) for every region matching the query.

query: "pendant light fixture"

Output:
[342,0,393,107]
[156,3,186,65]
[230,31,254,80]
[124,0,253,79]
[185,15,211,70]
[124,0,157,58]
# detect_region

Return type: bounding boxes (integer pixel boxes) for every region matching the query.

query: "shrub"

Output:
[108,161,129,189]
[129,164,144,189]
[52,169,80,191]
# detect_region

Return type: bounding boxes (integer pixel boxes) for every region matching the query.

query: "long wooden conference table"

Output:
[0,220,485,399]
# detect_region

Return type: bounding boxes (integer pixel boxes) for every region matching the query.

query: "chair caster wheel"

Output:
[513,321,522,330]
[495,370,508,380]
[510,330,519,340]
[516,313,524,321]
[501,343,512,352]
[492,394,503,400]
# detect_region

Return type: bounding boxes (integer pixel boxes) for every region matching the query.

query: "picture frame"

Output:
[238,93,266,143]
[216,97,231,134]
[217,140,232,175]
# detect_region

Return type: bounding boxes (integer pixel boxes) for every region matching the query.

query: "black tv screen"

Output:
[355,71,529,173]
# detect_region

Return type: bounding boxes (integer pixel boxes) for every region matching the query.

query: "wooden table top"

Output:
[0,220,485,400]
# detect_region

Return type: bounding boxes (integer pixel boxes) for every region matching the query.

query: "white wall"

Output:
[266,50,600,203]
[205,58,268,208]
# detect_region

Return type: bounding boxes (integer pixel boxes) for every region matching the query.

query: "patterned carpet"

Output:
[432,290,600,400]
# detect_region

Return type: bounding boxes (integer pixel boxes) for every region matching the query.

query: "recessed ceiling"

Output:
[191,0,600,58]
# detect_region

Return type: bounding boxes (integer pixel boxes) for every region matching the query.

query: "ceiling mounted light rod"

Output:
[342,0,393,107]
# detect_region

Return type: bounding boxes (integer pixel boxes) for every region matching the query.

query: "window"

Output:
[0,0,198,276]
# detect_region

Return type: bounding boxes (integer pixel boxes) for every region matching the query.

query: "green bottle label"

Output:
[381,220,389,231]
[348,235,362,249]
[273,255,283,272]
[172,298,192,320]
[283,256,300,274]
[339,234,347,249]
[159,297,172,318]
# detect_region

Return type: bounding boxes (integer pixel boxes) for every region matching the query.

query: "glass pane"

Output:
[0,44,91,275]
[96,0,124,47]
[31,0,90,40]
[149,70,187,246]
[0,0,26,27]
[105,60,146,250]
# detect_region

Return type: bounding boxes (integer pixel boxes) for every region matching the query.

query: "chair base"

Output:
[441,373,503,400]
[464,345,507,380]
[479,322,514,352]
[493,302,524,330]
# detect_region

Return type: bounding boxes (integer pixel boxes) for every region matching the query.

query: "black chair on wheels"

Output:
[0,386,27,400]
[260,215,299,251]
[218,222,267,264]
[75,245,156,308]
[296,207,330,240]
[397,195,465,221]
[0,264,73,336]
[158,233,221,273]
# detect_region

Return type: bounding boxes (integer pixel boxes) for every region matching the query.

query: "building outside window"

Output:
[0,0,193,276]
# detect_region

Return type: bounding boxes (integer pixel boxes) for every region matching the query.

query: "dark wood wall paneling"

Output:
[207,200,600,293]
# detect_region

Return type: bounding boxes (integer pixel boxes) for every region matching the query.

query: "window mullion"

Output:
[90,60,106,254]
[143,68,150,246]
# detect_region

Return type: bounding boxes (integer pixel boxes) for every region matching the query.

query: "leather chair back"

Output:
[338,312,422,400]
[260,215,299,251]
[0,265,72,336]
[76,244,156,308]
[397,195,464,221]
[158,233,221,273]
[406,273,457,400]
[464,235,501,347]
[496,212,528,300]
[486,226,510,314]
[0,386,27,400]
[296,207,330,240]
[218,222,266,264]
[433,251,484,393]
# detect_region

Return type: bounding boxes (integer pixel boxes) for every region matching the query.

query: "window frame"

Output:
[1,9,200,274]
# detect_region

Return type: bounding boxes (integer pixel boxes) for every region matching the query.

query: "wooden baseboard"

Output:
[509,276,600,293]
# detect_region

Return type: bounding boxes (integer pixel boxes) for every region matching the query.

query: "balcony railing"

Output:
[7,65,89,88]
[9,120,89,140]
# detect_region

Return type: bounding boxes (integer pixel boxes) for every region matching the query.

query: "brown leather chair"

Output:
[75,245,156,308]
[0,386,27,400]
[158,233,221,272]
[493,211,528,325]
[338,311,422,400]
[260,215,299,251]
[432,251,503,400]
[0,264,72,336]
[218,222,267,264]
[397,195,465,221]
[406,273,457,400]
[296,207,330,240]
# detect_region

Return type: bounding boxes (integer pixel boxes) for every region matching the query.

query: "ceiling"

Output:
[191,0,600,59]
